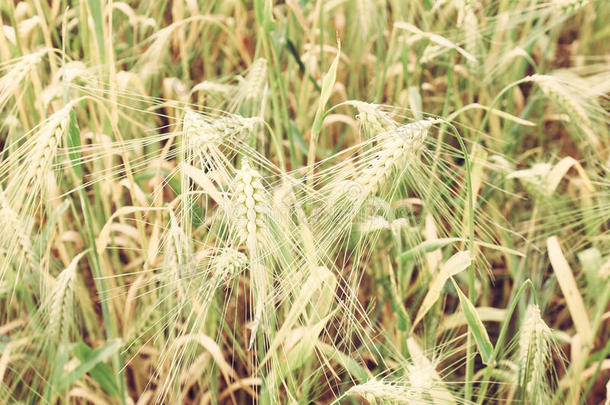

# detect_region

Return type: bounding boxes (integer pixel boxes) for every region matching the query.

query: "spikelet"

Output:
[231,158,269,249]
[356,119,436,196]
[518,304,555,404]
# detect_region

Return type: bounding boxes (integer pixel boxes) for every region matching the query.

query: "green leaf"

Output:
[254,0,276,32]
[452,280,494,364]
[400,238,463,263]
[87,0,105,63]
[312,44,340,135]
[74,342,120,396]
[34,200,70,258]
[290,122,308,154]
[67,110,83,181]
[57,339,122,392]
[412,251,471,329]
[45,343,75,403]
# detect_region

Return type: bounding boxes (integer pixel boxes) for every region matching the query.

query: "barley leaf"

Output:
[254,0,276,32]
[33,199,70,258]
[57,339,122,392]
[452,279,494,364]
[412,250,471,329]
[73,342,119,396]
[400,238,463,263]
[86,0,105,63]
[547,236,593,343]
[67,110,82,181]
[312,45,340,135]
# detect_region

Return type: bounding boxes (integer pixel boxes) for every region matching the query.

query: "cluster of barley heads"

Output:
[0,0,608,404]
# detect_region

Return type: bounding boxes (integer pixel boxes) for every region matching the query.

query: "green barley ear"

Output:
[0,49,47,112]
[556,0,590,14]
[457,0,480,71]
[528,73,605,150]
[0,188,34,279]
[347,0,384,59]
[46,251,87,344]
[181,109,260,181]
[232,157,270,249]
[0,102,73,226]
[355,119,436,196]
[161,210,193,301]
[183,109,259,152]
[231,157,271,347]
[353,101,398,138]
[517,304,556,404]
[232,57,268,115]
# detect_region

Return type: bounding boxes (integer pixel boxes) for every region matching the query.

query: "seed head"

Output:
[231,158,269,249]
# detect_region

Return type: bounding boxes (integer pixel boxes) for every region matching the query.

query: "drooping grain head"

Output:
[346,379,415,404]
[182,110,259,152]
[354,102,398,138]
[0,49,46,111]
[48,259,78,343]
[356,119,435,196]
[529,74,600,147]
[0,188,33,275]
[28,104,72,186]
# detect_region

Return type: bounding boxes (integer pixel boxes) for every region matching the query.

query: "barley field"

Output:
[0,0,609,404]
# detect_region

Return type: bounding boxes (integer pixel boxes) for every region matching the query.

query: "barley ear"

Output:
[518,304,555,404]
[47,251,88,343]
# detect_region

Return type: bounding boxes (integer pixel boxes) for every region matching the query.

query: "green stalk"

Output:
[448,125,475,401]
